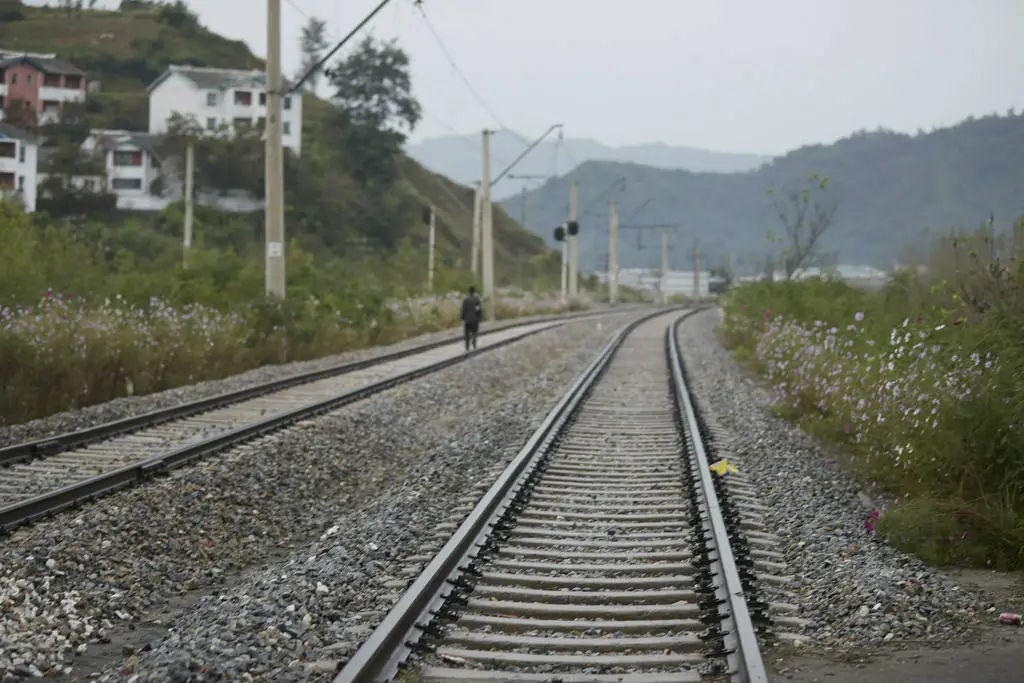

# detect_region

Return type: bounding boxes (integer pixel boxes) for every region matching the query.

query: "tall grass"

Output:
[720,219,1024,568]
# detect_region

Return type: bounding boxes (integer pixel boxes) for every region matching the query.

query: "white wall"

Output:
[148,71,303,155]
[0,140,37,213]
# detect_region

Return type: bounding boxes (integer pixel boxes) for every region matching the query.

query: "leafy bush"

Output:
[721,221,1024,568]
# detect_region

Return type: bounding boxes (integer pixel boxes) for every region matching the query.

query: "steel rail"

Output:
[669,316,768,683]
[332,308,678,683]
[0,310,636,533]
[0,307,645,468]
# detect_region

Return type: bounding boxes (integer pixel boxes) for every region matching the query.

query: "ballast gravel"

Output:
[0,312,640,681]
[0,307,625,446]
[676,309,989,653]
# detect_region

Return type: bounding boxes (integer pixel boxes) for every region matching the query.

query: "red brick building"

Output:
[0,53,86,125]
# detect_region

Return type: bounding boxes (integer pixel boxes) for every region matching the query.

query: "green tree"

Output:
[297,16,329,93]
[328,36,421,187]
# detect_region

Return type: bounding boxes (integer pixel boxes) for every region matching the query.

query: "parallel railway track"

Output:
[0,310,630,533]
[334,310,773,683]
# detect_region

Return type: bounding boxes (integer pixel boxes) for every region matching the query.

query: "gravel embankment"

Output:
[0,307,631,448]
[0,313,640,681]
[677,309,988,652]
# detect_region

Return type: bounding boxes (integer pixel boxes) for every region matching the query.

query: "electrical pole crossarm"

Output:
[491,124,563,187]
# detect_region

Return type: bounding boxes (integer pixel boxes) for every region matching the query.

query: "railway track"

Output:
[0,311,622,533]
[334,310,772,683]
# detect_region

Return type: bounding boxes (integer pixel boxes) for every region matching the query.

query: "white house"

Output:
[146,65,303,155]
[0,121,38,213]
[79,130,167,211]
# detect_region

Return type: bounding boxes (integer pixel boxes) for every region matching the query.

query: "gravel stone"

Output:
[0,306,633,446]
[676,309,989,653]
[0,312,641,682]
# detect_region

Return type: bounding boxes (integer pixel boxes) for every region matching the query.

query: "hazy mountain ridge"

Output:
[501,113,1024,272]
[404,130,772,199]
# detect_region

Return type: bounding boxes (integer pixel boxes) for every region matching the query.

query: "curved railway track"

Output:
[0,310,630,533]
[333,310,771,683]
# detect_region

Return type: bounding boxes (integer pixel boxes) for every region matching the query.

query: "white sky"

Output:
[28,0,1024,155]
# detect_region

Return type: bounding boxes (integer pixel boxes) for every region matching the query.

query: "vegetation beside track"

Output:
[0,203,594,426]
[719,217,1024,569]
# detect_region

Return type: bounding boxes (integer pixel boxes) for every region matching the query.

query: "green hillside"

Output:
[0,0,557,285]
[509,113,1024,273]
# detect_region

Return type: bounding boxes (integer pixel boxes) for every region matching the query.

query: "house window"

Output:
[0,172,14,188]
[84,179,96,191]
[0,141,15,158]
[113,150,143,166]
[44,73,61,87]
[26,74,32,84]
[206,117,217,131]
[233,117,251,131]
[65,75,82,89]
[17,176,24,191]
[9,74,15,84]
[206,91,217,106]
[283,121,291,135]
[112,178,143,190]
[259,92,266,106]
[18,145,25,163]
[284,96,291,110]
[234,90,252,106]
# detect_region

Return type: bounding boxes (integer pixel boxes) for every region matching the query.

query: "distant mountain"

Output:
[501,113,1024,273]
[404,130,772,200]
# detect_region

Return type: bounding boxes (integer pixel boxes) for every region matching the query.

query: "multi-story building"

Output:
[0,51,86,125]
[0,121,39,213]
[147,65,303,155]
[80,129,166,211]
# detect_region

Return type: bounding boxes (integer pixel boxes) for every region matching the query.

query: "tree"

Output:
[156,111,264,198]
[297,17,329,94]
[327,36,420,190]
[767,173,839,279]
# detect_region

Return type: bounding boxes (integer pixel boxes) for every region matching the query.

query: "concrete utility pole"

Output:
[470,181,482,278]
[427,205,436,293]
[729,250,736,283]
[264,0,285,298]
[608,200,619,305]
[692,238,700,299]
[660,230,669,306]
[568,182,578,298]
[183,140,194,267]
[481,130,495,320]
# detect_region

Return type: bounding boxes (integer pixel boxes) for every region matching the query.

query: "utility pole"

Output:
[182,139,194,268]
[729,250,736,283]
[568,181,578,299]
[427,205,436,293]
[692,238,700,299]
[264,0,285,298]
[481,130,495,320]
[608,200,619,305]
[663,229,671,305]
[470,181,481,278]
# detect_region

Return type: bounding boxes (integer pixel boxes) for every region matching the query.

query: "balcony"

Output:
[38,86,85,104]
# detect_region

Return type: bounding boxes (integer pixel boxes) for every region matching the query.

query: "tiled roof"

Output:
[0,55,85,76]
[0,121,39,144]
[147,64,296,93]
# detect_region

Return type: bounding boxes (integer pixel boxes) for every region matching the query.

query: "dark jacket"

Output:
[461,294,483,324]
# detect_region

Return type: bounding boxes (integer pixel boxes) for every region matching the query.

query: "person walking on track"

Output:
[460,286,483,351]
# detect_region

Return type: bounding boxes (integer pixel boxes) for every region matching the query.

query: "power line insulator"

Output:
[567,220,579,236]
[553,226,565,242]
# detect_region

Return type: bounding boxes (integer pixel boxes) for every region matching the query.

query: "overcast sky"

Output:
[35,0,1024,155]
